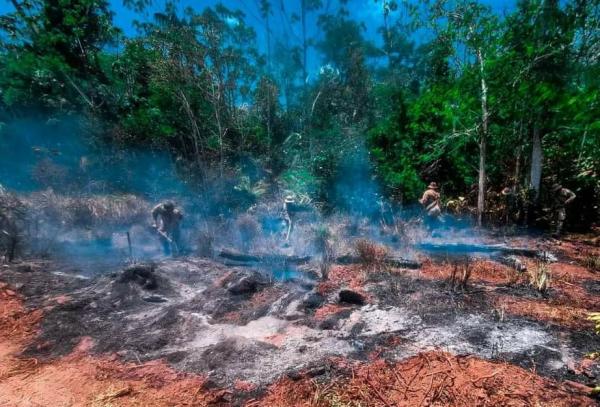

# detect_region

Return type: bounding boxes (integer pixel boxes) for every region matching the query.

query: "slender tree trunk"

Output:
[529,124,542,200]
[476,48,488,227]
[301,0,308,90]
[382,1,391,68]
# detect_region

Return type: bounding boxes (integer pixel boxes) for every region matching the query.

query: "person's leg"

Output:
[160,235,171,256]
[283,214,292,241]
[555,208,566,236]
[172,229,183,255]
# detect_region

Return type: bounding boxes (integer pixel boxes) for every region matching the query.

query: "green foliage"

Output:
[0,0,598,226]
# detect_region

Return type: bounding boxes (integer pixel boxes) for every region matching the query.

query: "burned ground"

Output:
[1,233,599,406]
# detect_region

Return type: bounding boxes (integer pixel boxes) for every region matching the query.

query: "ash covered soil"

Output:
[1,235,599,406]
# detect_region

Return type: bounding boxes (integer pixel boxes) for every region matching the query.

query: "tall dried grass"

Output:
[236,214,260,252]
[26,190,150,228]
[355,239,389,269]
[448,257,473,291]
[314,226,335,280]
[0,187,25,261]
[529,261,551,294]
[582,250,600,273]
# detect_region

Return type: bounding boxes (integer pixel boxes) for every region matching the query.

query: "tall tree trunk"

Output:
[301,0,313,159]
[529,124,542,200]
[476,48,488,227]
[382,1,391,68]
[301,0,308,90]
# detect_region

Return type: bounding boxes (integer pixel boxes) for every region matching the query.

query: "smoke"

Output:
[0,118,199,264]
[1,117,487,269]
[0,118,191,198]
[332,144,381,218]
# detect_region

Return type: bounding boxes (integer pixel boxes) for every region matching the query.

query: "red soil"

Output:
[0,283,226,407]
[419,259,515,285]
[550,262,597,283]
[255,351,595,407]
[417,256,598,329]
[316,264,367,295]
[313,303,353,321]
[492,295,593,330]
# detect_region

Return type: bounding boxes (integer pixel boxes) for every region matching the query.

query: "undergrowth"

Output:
[355,239,388,270]
[582,251,600,273]
[529,261,551,294]
[448,257,472,291]
[314,226,335,280]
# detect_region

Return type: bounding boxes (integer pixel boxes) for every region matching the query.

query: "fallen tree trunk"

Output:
[335,255,421,269]
[417,242,555,261]
[218,249,312,265]
[218,249,421,269]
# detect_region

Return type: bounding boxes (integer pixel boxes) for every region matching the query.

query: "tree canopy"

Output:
[1,0,598,229]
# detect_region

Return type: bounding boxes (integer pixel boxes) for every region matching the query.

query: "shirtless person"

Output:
[151,201,183,256]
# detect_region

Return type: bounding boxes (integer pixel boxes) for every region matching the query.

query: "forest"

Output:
[1,0,598,230]
[2,1,600,406]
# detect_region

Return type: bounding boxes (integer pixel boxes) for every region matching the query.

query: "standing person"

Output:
[550,183,576,237]
[151,201,183,256]
[283,195,296,242]
[419,182,442,229]
[501,186,518,226]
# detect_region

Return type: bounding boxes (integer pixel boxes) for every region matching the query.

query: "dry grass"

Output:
[582,250,600,273]
[256,351,593,406]
[0,188,26,261]
[314,226,335,280]
[448,258,473,291]
[529,261,551,294]
[355,239,388,269]
[26,190,150,228]
[236,214,260,252]
[197,229,215,258]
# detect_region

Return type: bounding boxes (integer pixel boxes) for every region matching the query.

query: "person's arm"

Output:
[564,189,576,205]
[151,204,162,225]
[419,191,428,205]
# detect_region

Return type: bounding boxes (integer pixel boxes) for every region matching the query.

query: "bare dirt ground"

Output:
[1,233,599,406]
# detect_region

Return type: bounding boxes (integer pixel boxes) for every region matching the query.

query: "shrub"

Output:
[582,251,600,273]
[314,226,334,280]
[355,239,388,269]
[237,214,260,252]
[529,261,551,294]
[197,229,215,258]
[0,187,25,261]
[589,313,600,335]
[448,257,472,290]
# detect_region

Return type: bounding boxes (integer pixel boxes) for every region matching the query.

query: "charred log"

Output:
[118,263,157,290]
[219,249,421,269]
[335,254,421,269]
[417,243,555,261]
[218,249,312,265]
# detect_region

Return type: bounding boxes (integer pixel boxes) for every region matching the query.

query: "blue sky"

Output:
[0,0,516,36]
[0,0,516,75]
